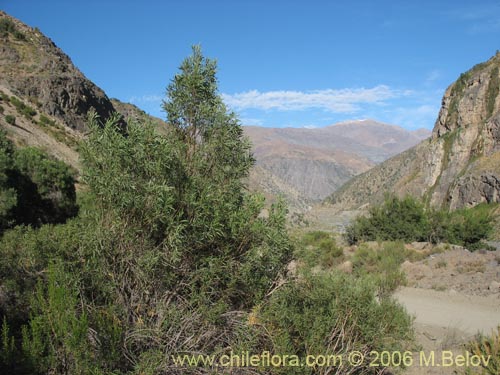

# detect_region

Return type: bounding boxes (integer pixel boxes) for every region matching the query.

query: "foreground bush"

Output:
[259,271,414,375]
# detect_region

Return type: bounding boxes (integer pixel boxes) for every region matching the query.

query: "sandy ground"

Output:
[395,287,500,336]
[393,248,500,375]
[393,287,500,374]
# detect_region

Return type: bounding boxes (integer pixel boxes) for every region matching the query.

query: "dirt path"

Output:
[394,287,500,375]
[395,287,500,336]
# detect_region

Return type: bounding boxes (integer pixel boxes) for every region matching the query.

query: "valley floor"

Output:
[303,208,500,374]
[395,247,500,375]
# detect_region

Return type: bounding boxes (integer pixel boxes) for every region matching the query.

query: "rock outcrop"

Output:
[0,11,117,131]
[329,52,500,210]
[0,12,170,171]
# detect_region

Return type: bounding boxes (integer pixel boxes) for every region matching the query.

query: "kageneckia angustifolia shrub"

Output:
[76,46,293,372]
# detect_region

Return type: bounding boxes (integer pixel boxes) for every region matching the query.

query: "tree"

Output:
[161,45,258,260]
[78,46,292,371]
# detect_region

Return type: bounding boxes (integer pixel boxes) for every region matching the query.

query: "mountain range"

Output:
[0,11,430,210]
[244,121,429,208]
[329,52,500,211]
[4,10,496,217]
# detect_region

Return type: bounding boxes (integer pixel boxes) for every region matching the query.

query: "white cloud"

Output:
[222,85,405,113]
[239,117,264,126]
[129,94,163,104]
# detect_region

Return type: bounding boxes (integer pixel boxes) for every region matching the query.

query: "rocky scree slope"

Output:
[329,52,500,211]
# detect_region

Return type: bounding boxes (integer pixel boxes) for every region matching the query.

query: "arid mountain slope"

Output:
[0,12,168,171]
[245,121,429,206]
[0,11,119,132]
[329,52,500,210]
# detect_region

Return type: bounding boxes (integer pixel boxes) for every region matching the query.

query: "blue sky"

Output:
[3,0,500,129]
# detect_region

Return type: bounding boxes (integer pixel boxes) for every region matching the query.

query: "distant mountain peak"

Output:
[329,52,500,211]
[245,121,429,208]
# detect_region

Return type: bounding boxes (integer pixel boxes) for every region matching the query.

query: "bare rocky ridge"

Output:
[245,121,429,208]
[0,11,119,131]
[0,12,167,171]
[329,52,500,211]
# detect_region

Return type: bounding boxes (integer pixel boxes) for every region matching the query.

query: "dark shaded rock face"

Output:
[452,174,500,208]
[14,75,116,131]
[0,11,117,131]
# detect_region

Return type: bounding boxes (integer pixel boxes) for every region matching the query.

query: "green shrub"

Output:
[0,317,16,371]
[12,30,25,41]
[259,271,414,374]
[0,18,16,36]
[0,222,87,373]
[72,47,293,371]
[22,262,94,375]
[345,195,496,250]
[38,114,56,127]
[0,106,4,114]
[12,147,78,225]
[295,230,344,269]
[446,203,495,250]
[345,195,429,245]
[9,97,36,120]
[0,129,17,232]
[0,92,9,102]
[0,130,77,232]
[0,19,25,40]
[5,115,15,125]
[351,242,408,297]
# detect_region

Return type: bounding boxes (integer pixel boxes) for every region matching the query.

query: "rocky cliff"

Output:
[329,52,500,210]
[0,11,119,132]
[0,12,170,170]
